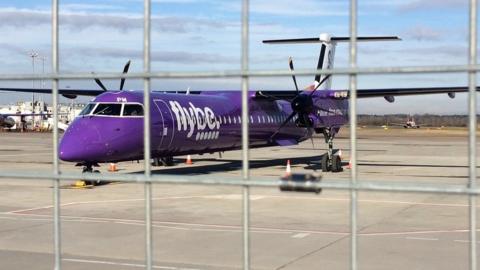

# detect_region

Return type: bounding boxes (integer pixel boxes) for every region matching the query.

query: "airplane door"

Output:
[153,100,174,151]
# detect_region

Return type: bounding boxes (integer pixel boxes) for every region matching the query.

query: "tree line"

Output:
[357,114,478,127]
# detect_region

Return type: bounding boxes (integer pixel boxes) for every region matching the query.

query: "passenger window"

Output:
[93,103,122,116]
[79,103,96,116]
[123,104,144,116]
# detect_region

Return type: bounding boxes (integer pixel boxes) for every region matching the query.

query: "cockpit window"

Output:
[92,103,122,116]
[79,103,96,116]
[123,104,144,116]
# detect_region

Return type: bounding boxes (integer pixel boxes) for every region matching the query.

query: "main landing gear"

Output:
[320,128,342,172]
[152,156,174,167]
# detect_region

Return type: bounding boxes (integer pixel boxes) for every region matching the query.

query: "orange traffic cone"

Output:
[285,159,292,176]
[108,163,117,172]
[186,155,193,165]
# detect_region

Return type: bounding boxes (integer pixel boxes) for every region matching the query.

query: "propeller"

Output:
[288,56,299,93]
[93,75,108,92]
[93,60,131,92]
[270,57,331,140]
[120,60,131,91]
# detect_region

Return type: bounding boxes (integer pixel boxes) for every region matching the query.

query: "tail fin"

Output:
[263,33,400,90]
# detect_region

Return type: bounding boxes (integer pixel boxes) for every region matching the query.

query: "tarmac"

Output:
[0,127,479,270]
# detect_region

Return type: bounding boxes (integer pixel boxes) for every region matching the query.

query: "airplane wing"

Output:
[1,112,68,117]
[0,87,105,98]
[256,86,479,101]
[355,86,479,98]
[2,86,477,100]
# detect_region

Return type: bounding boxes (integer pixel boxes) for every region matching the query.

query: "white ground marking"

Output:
[265,195,480,208]
[291,233,310,239]
[63,258,201,270]
[0,216,18,220]
[0,152,49,157]
[453,240,480,244]
[454,240,470,243]
[6,195,212,214]
[4,211,480,238]
[405,237,439,241]
[7,194,479,215]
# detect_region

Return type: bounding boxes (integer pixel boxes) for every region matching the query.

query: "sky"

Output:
[0,0,477,114]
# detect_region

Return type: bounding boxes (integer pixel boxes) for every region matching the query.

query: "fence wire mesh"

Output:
[0,0,477,269]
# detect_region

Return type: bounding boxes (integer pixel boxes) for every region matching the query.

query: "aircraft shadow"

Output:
[148,155,323,175]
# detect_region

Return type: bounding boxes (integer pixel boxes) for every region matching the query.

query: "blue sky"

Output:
[0,0,476,114]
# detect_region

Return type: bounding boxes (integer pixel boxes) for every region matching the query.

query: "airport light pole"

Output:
[41,56,46,111]
[29,50,38,129]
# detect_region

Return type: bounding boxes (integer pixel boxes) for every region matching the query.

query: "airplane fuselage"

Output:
[59,90,349,163]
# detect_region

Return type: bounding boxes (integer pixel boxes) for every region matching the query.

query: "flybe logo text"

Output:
[169,101,220,138]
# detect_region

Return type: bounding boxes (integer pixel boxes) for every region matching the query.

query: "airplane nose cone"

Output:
[59,119,106,162]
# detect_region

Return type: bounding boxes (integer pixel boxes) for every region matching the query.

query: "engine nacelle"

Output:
[384,96,395,103]
[448,92,455,99]
[0,116,16,128]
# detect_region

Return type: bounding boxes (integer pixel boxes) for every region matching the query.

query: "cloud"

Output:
[0,8,229,33]
[68,47,234,64]
[403,25,442,41]
[398,0,467,12]
[220,0,348,17]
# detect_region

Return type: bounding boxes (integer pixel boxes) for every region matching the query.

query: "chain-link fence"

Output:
[0,0,477,269]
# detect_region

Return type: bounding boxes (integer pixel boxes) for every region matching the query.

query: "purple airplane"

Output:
[1,34,477,180]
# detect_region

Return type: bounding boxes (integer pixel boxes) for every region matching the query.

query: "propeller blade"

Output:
[93,73,108,92]
[270,111,297,140]
[309,74,332,96]
[120,60,131,91]
[288,57,299,93]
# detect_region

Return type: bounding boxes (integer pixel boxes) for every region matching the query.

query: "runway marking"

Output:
[0,152,50,157]
[454,240,480,244]
[454,240,470,243]
[264,195,480,208]
[7,194,479,215]
[405,236,439,241]
[205,194,265,200]
[0,216,18,220]
[63,258,202,270]
[292,233,310,239]
[6,195,213,214]
[4,212,480,238]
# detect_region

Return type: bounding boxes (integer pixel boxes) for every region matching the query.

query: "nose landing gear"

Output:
[320,128,343,172]
[77,162,101,186]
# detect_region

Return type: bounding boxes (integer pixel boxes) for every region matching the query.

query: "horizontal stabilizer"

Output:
[263,36,400,44]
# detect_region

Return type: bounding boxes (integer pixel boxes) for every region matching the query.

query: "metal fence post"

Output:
[143,0,153,269]
[51,0,61,269]
[241,0,251,269]
[349,0,358,269]
[468,0,477,269]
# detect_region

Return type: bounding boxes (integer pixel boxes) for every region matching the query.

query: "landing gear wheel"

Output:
[321,154,330,172]
[82,164,101,186]
[331,155,342,172]
[152,158,161,167]
[160,156,174,166]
